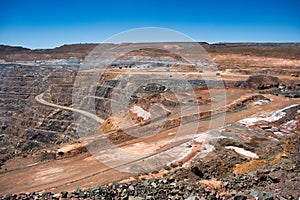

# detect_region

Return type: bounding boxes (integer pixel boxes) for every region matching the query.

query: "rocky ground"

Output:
[0,43,299,199]
[1,136,299,199]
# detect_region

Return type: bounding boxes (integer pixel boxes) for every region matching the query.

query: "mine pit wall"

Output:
[0,64,79,163]
[0,64,241,132]
[113,94,268,140]
[0,63,247,165]
[65,78,240,120]
[93,79,240,119]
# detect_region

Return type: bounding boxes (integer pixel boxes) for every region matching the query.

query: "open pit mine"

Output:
[0,43,299,199]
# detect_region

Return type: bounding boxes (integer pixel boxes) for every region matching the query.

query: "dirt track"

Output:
[35,93,105,123]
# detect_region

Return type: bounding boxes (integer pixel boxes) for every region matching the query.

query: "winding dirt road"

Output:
[35,93,105,123]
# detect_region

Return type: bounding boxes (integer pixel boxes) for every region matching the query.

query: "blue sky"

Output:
[0,0,299,49]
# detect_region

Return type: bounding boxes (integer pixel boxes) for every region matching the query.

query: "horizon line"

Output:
[1,41,300,50]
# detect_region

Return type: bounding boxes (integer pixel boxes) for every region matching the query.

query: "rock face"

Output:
[0,64,78,166]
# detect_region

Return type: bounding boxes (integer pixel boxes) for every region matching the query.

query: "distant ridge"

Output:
[0,42,300,62]
[0,45,31,52]
[1,42,300,51]
[210,42,300,48]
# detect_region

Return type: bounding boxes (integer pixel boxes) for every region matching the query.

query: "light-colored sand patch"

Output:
[254,99,272,106]
[225,146,258,159]
[130,105,151,120]
[239,104,299,126]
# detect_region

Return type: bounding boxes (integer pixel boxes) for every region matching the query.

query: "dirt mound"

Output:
[100,117,119,132]
[240,75,281,89]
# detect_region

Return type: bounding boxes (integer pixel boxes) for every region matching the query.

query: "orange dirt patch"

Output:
[233,160,266,175]
[100,117,119,132]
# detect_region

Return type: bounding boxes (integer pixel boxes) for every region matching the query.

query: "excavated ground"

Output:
[0,43,299,199]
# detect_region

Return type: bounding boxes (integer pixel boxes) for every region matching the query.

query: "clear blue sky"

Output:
[0,0,299,49]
